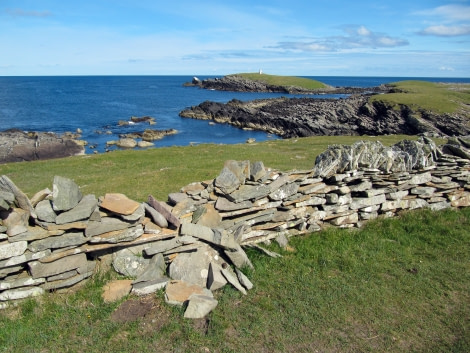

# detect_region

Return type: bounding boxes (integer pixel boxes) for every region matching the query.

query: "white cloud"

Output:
[420,5,470,21]
[439,66,455,72]
[420,25,470,36]
[271,26,408,52]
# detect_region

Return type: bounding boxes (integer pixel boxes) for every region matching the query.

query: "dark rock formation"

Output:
[0,130,85,164]
[179,95,470,138]
[184,75,388,95]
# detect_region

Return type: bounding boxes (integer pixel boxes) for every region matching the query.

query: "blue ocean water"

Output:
[0,75,468,153]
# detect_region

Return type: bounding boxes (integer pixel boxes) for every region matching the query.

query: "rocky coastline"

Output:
[179,95,470,138]
[185,75,388,95]
[0,130,86,164]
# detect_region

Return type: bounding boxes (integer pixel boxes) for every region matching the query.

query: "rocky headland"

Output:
[185,75,387,95]
[0,130,86,164]
[179,95,470,138]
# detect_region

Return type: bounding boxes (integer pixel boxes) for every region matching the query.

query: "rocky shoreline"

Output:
[179,95,470,138]
[0,130,86,164]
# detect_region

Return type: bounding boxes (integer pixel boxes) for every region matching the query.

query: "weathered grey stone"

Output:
[113,248,150,277]
[386,190,409,200]
[221,267,247,295]
[224,243,253,269]
[350,194,387,210]
[52,176,83,212]
[410,186,436,197]
[35,200,57,223]
[275,233,289,249]
[348,181,373,192]
[132,278,169,295]
[184,294,218,319]
[42,269,94,290]
[269,182,299,201]
[143,202,168,228]
[215,166,242,194]
[85,217,133,237]
[0,264,24,278]
[325,193,339,204]
[409,172,432,185]
[143,236,196,256]
[55,194,97,224]
[428,201,451,211]
[0,287,44,301]
[250,161,266,181]
[207,262,227,290]
[0,175,36,218]
[329,213,359,226]
[29,253,88,279]
[0,240,27,260]
[133,253,167,284]
[7,225,54,242]
[168,246,219,287]
[28,232,87,252]
[0,276,45,290]
[295,196,326,207]
[89,224,144,243]
[180,223,237,251]
[2,208,29,237]
[0,189,15,211]
[0,249,50,268]
[47,269,78,282]
[235,268,254,290]
[226,184,271,203]
[193,203,222,228]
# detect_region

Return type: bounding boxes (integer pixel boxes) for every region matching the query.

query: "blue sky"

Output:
[1,0,469,76]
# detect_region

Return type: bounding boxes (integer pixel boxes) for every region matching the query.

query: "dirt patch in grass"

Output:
[110,294,171,329]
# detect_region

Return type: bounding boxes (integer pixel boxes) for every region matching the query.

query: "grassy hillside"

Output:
[370,80,470,116]
[229,72,329,90]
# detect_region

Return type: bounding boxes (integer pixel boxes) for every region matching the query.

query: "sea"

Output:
[0,75,469,153]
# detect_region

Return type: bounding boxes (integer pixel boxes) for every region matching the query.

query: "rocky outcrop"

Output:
[184,75,386,95]
[1,137,469,317]
[0,130,85,164]
[180,96,470,137]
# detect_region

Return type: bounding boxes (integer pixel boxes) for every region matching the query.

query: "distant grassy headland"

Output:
[371,80,470,116]
[227,72,330,90]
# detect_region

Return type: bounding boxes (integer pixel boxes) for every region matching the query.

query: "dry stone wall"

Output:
[1,136,469,317]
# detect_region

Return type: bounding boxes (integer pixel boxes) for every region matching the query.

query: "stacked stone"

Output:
[0,175,180,309]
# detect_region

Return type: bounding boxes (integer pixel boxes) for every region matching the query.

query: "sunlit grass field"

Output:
[0,135,468,352]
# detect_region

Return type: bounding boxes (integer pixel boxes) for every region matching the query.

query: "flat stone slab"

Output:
[29,253,88,279]
[55,194,97,224]
[184,294,218,319]
[0,240,27,261]
[100,193,140,216]
[165,279,212,306]
[102,279,133,303]
[0,287,44,301]
[28,232,87,252]
[112,248,150,278]
[131,278,169,296]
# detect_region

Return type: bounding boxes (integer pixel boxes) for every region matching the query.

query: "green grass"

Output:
[370,80,470,116]
[0,136,467,353]
[229,72,329,90]
[0,135,424,202]
[0,208,468,353]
